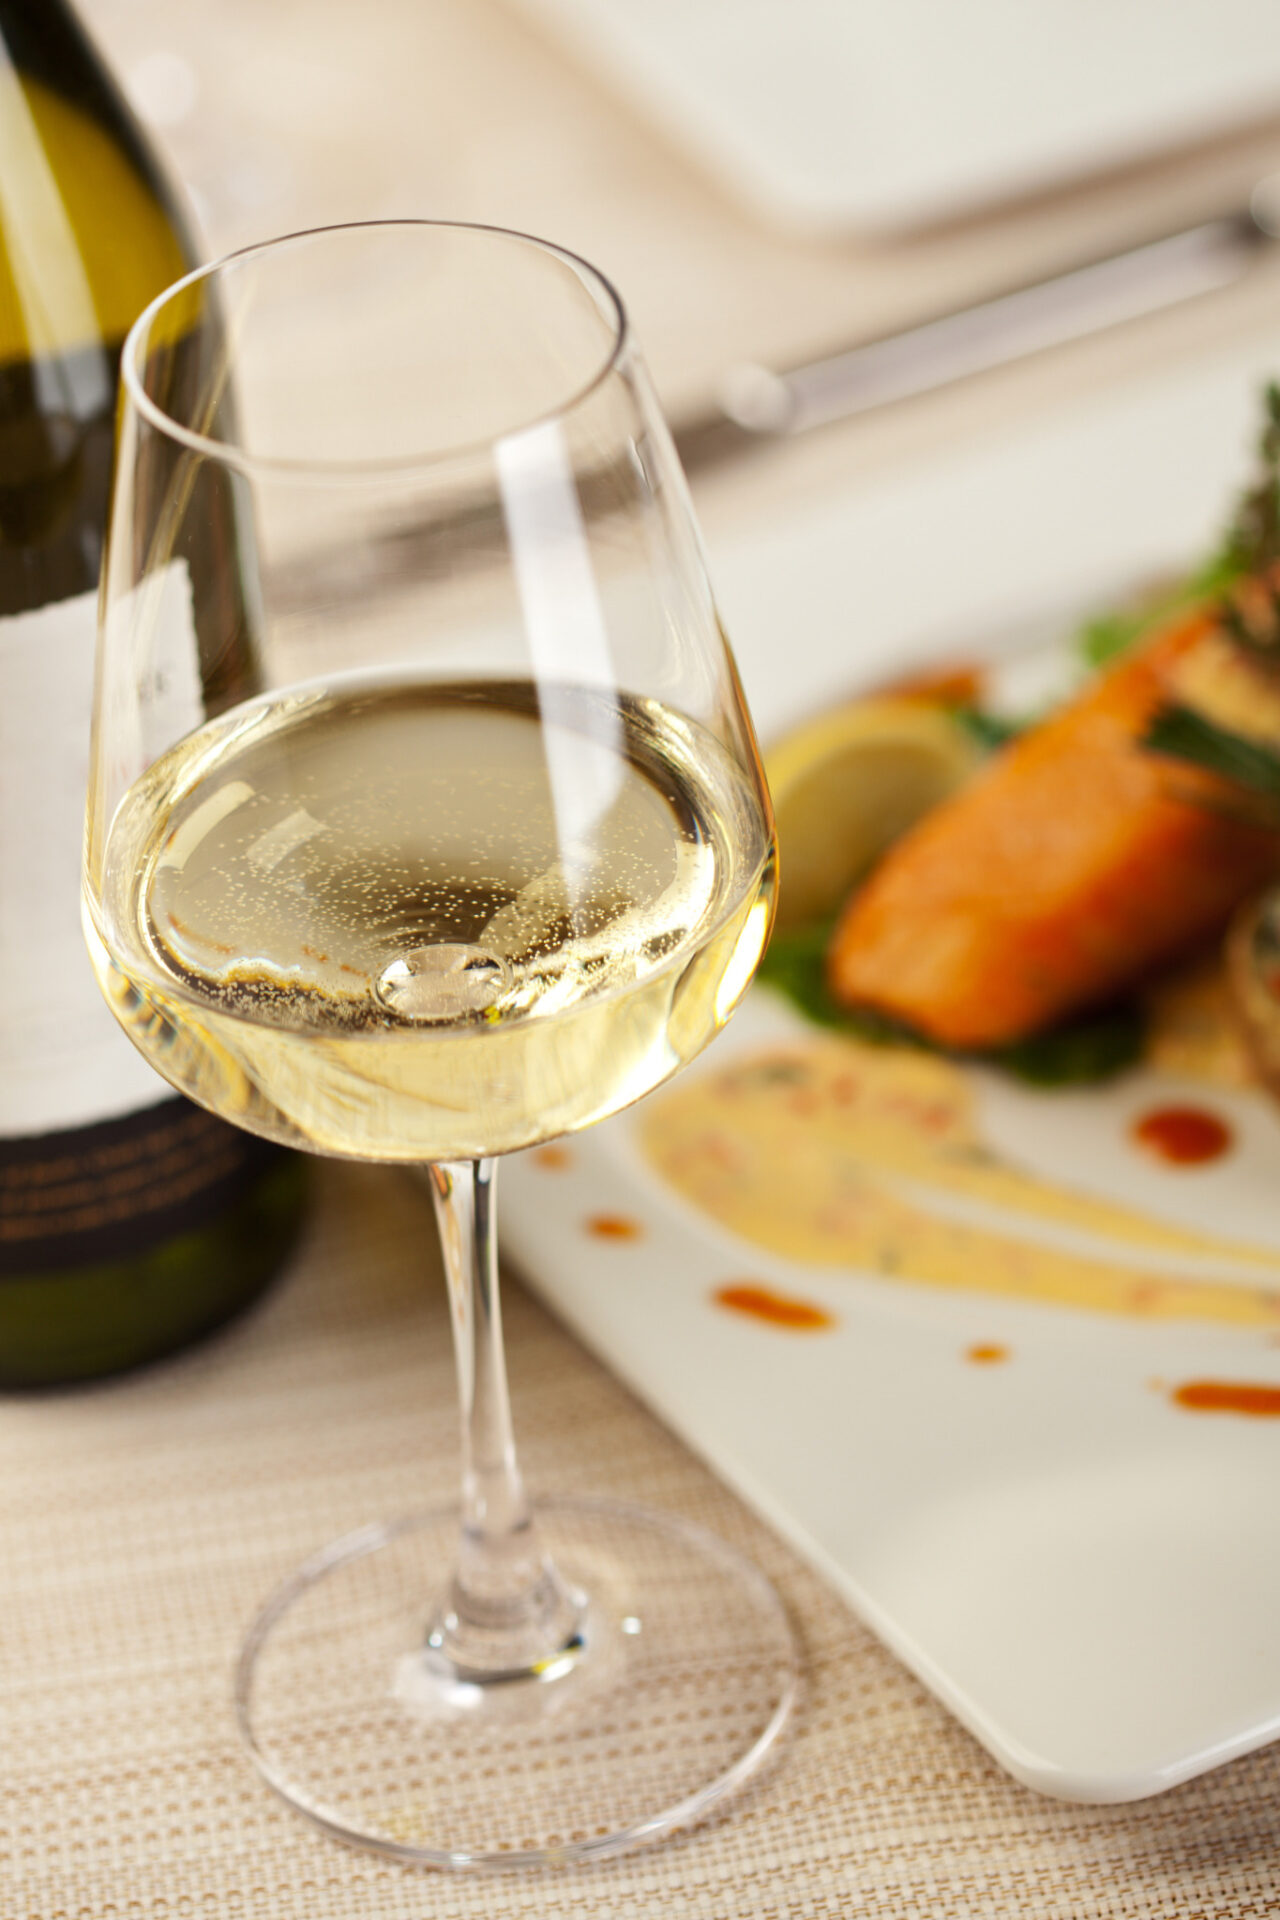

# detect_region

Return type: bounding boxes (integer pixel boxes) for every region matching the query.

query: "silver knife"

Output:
[676,180,1280,468]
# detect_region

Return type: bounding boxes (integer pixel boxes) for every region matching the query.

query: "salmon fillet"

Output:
[827,615,1280,1049]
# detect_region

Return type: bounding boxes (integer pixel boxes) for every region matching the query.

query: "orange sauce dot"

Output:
[534,1147,571,1172]
[1131,1105,1233,1166]
[586,1214,642,1241]
[1171,1380,1280,1417]
[713,1283,834,1331]
[965,1343,1009,1365]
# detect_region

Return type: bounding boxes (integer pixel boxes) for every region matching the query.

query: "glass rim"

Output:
[120,217,632,482]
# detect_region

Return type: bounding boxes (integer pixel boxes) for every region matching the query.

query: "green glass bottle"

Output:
[0,0,306,1386]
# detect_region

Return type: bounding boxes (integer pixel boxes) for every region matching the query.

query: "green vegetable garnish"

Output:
[1077,550,1245,672]
[758,920,1144,1087]
[992,1003,1146,1086]
[1074,375,1278,673]
[1221,380,1280,578]
[1144,704,1280,801]
[948,704,1026,751]
[1142,383,1280,801]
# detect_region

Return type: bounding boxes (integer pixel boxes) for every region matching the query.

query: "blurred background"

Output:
[75,0,1280,465]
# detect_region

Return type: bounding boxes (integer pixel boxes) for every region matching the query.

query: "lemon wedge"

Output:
[765,697,981,933]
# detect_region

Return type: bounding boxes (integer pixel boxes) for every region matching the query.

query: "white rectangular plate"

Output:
[504,337,1280,1802]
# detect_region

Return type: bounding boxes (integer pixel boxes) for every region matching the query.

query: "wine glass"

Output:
[83,221,797,1870]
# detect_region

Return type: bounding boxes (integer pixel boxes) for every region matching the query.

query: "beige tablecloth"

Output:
[5,1162,1280,1919]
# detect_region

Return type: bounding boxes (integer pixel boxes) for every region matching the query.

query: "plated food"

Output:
[503,375,1280,1806]
[627,389,1280,1336]
[766,386,1280,1088]
[827,613,1280,1049]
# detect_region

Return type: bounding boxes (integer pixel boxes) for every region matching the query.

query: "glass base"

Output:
[235,1495,799,1871]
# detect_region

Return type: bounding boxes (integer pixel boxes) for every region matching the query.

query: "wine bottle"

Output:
[0,0,305,1387]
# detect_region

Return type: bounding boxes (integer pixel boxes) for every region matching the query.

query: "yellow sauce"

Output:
[640,1025,1280,1328]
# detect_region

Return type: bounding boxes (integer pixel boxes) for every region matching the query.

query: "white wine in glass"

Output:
[83,222,797,1870]
[96,678,773,1159]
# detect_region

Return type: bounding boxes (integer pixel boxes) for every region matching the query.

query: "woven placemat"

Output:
[3,1162,1278,1919]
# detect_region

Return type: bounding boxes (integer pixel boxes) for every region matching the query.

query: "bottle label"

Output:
[0,573,203,1137]
[0,1096,279,1277]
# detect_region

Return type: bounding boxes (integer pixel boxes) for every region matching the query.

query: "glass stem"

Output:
[425,1159,585,1682]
